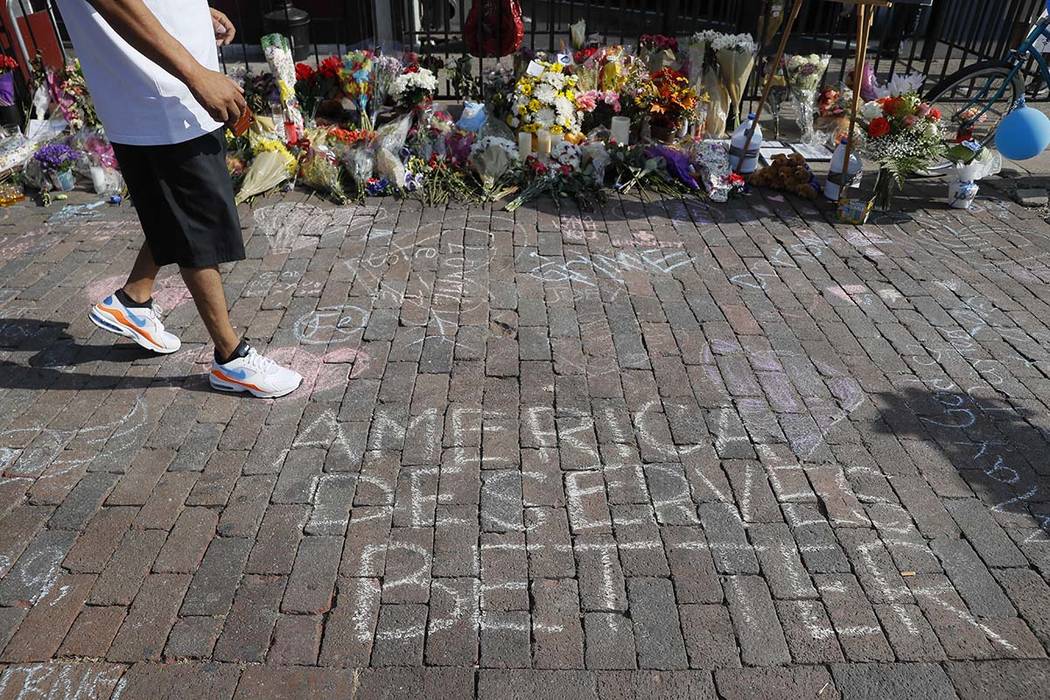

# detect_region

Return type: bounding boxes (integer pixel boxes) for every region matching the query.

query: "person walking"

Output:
[56,0,302,398]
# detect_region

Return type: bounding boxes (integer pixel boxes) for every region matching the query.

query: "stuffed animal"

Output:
[749,152,819,199]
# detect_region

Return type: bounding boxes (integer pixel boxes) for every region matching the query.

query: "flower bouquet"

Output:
[32,142,79,191]
[341,50,374,130]
[815,84,852,141]
[508,60,581,138]
[470,135,519,199]
[45,60,100,131]
[712,33,756,130]
[577,89,622,133]
[784,53,830,144]
[639,34,678,73]
[944,140,1000,210]
[262,33,305,143]
[860,75,945,211]
[235,135,297,204]
[294,59,342,123]
[408,154,482,206]
[647,68,700,141]
[610,142,698,197]
[505,148,604,212]
[685,32,708,92]
[392,64,438,114]
[298,128,349,203]
[373,54,405,113]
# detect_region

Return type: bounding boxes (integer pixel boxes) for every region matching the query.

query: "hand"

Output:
[210,8,235,46]
[188,67,246,125]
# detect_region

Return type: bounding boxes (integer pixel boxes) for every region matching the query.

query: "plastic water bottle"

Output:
[728,113,762,174]
[824,138,863,201]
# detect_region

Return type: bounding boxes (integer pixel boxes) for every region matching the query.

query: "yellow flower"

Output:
[523,123,540,133]
[549,62,563,73]
[550,125,564,136]
[563,89,575,102]
[528,99,541,113]
[520,82,533,96]
[518,105,529,117]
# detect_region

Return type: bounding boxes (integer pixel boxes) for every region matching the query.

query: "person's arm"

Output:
[87,0,245,124]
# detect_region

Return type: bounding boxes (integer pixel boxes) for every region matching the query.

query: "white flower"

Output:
[544,72,566,90]
[876,72,925,98]
[551,141,582,169]
[554,95,574,118]
[534,84,557,104]
[535,108,556,127]
[861,101,883,120]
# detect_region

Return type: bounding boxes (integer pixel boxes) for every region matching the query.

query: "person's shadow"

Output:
[0,318,206,391]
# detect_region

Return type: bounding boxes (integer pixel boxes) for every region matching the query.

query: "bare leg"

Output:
[179,266,240,359]
[122,243,160,303]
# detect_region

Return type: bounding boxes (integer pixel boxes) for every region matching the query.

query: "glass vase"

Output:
[872,167,897,212]
[791,88,817,144]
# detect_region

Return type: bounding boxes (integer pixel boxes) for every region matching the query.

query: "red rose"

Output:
[295,63,315,82]
[868,117,891,138]
[928,107,941,121]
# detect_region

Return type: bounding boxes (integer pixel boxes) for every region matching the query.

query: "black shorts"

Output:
[112,129,245,268]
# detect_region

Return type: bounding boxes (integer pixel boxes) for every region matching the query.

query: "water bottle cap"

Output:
[840,138,848,144]
[747,112,756,120]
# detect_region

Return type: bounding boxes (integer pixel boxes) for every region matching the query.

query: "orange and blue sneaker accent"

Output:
[89,293,182,354]
[210,342,302,398]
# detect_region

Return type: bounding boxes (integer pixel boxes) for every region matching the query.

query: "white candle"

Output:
[537,130,552,156]
[518,131,532,159]
[610,116,631,145]
[550,132,564,147]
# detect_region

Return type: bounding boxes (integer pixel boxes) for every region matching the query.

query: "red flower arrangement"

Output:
[639,34,678,52]
[0,55,17,74]
[647,68,699,131]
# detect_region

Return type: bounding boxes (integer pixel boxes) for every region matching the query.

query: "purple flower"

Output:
[645,145,698,190]
[33,143,79,173]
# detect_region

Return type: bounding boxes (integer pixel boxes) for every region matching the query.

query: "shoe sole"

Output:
[90,306,180,354]
[209,371,302,399]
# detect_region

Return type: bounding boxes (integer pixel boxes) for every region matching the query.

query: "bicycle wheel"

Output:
[924,61,1026,149]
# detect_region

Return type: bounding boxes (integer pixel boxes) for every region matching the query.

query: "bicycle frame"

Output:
[952,16,1050,129]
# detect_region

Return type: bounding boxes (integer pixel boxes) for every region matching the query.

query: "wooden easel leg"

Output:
[739,0,804,163]
[840,4,874,180]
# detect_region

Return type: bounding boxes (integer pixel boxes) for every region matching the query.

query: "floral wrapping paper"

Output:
[693,140,733,203]
[262,33,305,140]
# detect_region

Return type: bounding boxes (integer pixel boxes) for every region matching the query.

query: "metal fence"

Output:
[3,0,1048,102]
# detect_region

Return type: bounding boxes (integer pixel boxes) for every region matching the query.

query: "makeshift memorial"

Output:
[505,152,604,211]
[860,75,944,211]
[751,152,819,199]
[783,53,829,143]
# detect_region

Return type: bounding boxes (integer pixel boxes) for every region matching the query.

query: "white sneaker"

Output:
[90,293,181,354]
[210,345,302,398]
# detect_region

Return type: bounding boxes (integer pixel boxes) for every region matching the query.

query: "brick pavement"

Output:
[0,183,1049,698]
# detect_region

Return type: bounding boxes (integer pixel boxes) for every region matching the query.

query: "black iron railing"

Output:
[5,0,1047,104]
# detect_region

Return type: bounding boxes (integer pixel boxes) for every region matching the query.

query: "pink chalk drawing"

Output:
[84,274,194,312]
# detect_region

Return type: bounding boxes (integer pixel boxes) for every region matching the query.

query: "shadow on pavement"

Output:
[0,318,208,392]
[873,385,1050,534]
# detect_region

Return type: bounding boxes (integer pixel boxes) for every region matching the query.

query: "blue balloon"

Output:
[995,106,1050,161]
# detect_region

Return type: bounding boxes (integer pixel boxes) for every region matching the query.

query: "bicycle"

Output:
[923,4,1049,151]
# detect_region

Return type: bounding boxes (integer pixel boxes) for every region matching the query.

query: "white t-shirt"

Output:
[55,0,222,145]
